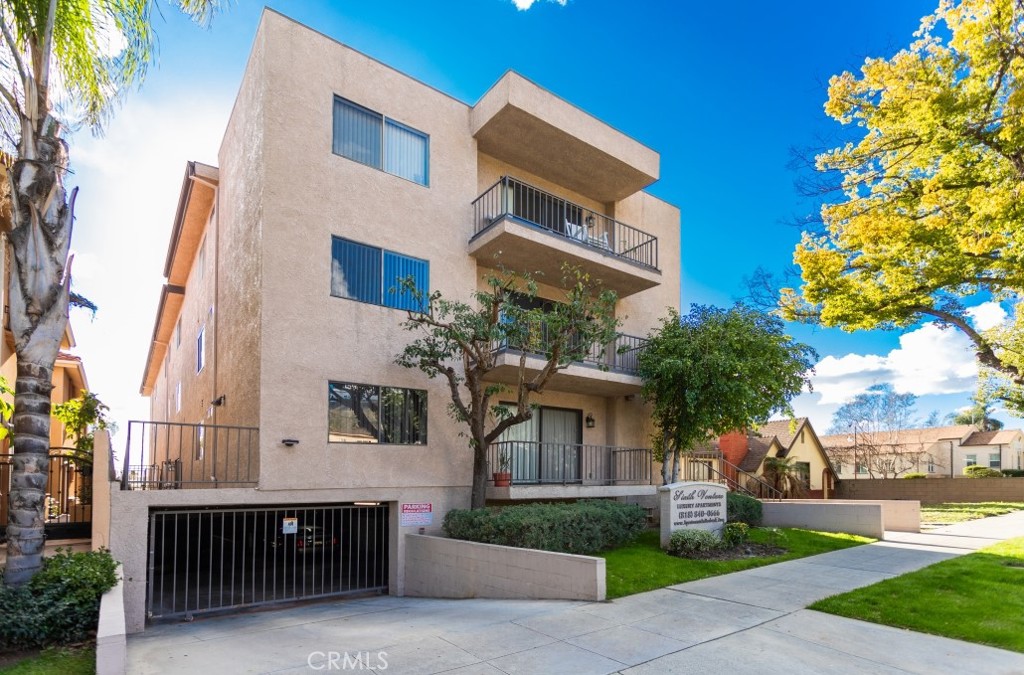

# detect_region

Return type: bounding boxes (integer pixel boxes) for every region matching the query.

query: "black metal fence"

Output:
[121,421,260,490]
[0,449,93,540]
[487,441,652,486]
[147,503,389,621]
[472,176,659,270]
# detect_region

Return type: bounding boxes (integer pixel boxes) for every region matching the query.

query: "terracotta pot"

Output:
[492,471,512,487]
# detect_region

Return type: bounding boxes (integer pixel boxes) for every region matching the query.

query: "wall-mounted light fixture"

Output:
[585,413,596,429]
[281,438,300,447]
[212,395,226,407]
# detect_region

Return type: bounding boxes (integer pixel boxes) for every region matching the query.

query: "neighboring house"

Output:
[819,425,1024,478]
[686,418,838,498]
[111,9,680,632]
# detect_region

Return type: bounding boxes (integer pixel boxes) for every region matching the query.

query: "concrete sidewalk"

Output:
[127,512,1024,674]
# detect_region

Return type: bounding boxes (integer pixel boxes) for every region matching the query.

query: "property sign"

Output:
[658,481,727,547]
[282,517,298,535]
[400,502,433,527]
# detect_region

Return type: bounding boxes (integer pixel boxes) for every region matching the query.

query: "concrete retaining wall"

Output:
[762,501,884,539]
[836,477,1024,503]
[778,499,920,533]
[404,535,605,601]
[96,577,126,675]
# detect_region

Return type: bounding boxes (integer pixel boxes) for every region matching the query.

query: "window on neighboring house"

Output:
[175,318,182,348]
[966,454,977,467]
[835,462,842,475]
[990,452,1001,469]
[197,326,205,373]
[330,237,428,311]
[855,461,867,475]
[328,381,427,445]
[332,96,429,186]
[928,456,935,473]
[175,382,181,413]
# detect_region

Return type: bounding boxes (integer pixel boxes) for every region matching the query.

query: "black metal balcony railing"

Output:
[495,327,646,375]
[472,176,659,271]
[121,421,259,490]
[487,441,652,486]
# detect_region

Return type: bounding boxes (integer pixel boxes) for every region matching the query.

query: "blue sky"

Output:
[62,0,1021,441]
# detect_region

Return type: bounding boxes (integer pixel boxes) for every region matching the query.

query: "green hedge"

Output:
[902,472,927,479]
[1002,469,1024,478]
[442,500,646,554]
[963,465,1003,478]
[0,548,119,650]
[727,492,762,526]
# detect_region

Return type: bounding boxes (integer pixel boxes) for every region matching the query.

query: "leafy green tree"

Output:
[779,0,1024,412]
[761,456,806,498]
[51,390,113,469]
[396,268,619,509]
[638,304,816,484]
[0,0,221,585]
[947,394,1003,430]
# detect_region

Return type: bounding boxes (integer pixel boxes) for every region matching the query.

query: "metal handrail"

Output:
[472,176,659,270]
[488,440,653,486]
[121,420,260,490]
[494,328,647,375]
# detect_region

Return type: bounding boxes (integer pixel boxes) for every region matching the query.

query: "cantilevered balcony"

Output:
[486,331,646,397]
[470,177,661,297]
[485,440,655,500]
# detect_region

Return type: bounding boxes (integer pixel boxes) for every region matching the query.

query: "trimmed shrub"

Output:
[442,500,647,554]
[1002,469,1024,478]
[722,522,750,547]
[667,529,720,556]
[902,472,927,479]
[963,465,1003,478]
[727,492,762,526]
[0,548,119,650]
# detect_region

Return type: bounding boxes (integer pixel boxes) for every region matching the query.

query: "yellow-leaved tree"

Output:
[782,0,1024,412]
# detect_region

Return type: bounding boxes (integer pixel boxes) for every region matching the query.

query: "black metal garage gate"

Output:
[147,503,389,621]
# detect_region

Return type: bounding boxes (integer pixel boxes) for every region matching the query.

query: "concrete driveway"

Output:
[128,512,1024,674]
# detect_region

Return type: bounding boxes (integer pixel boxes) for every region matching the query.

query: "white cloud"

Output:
[510,0,567,10]
[809,323,977,405]
[966,301,1008,331]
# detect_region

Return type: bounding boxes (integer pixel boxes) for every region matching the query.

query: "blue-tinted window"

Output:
[332,96,429,186]
[331,237,428,310]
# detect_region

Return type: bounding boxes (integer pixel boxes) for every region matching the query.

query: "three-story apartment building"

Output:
[111,9,680,632]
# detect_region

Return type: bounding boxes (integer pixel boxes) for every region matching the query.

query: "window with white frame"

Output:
[855,461,867,475]
[197,326,205,373]
[966,453,977,467]
[989,452,1000,469]
[332,96,429,186]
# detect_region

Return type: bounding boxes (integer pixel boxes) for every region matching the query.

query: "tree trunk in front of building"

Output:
[4,117,74,586]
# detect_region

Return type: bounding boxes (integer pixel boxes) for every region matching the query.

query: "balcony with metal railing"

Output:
[485,440,656,500]
[487,329,647,396]
[470,176,662,297]
[120,421,259,490]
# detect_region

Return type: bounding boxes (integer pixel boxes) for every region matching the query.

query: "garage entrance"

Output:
[147,503,389,621]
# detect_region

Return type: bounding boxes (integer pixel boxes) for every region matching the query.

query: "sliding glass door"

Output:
[498,405,582,484]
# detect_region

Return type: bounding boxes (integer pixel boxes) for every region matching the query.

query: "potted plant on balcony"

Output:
[492,450,512,488]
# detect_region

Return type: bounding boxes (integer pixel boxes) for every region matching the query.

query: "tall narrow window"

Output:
[332,96,429,186]
[175,318,182,348]
[197,237,206,281]
[175,382,182,413]
[197,326,206,373]
[989,452,1001,469]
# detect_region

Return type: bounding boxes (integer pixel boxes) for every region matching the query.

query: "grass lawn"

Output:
[597,528,873,599]
[811,537,1024,653]
[920,502,1024,526]
[0,647,95,675]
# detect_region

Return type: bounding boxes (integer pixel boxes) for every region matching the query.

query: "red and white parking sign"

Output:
[400,503,433,527]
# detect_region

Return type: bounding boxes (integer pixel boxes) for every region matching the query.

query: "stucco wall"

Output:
[776,499,920,533]
[837,477,1024,503]
[404,534,605,601]
[761,501,884,539]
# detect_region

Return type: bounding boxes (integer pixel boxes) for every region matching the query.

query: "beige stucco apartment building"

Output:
[109,9,679,631]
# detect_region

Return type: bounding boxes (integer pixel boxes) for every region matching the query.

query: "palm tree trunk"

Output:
[4,361,54,585]
[4,121,74,586]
